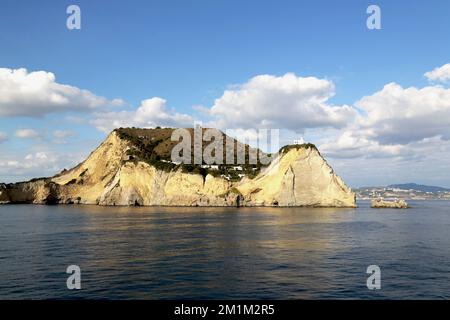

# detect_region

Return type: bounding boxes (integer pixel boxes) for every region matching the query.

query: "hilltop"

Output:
[114,127,265,180]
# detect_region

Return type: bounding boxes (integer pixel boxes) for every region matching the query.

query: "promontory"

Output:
[0,128,356,207]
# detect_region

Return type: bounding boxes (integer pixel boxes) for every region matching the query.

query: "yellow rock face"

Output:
[98,162,233,206]
[51,131,130,204]
[237,147,356,207]
[1,180,53,204]
[2,131,356,207]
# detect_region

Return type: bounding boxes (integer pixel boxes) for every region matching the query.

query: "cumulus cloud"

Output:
[0,68,124,117]
[15,128,40,139]
[91,97,194,133]
[355,83,450,144]
[319,78,450,162]
[206,73,357,132]
[425,63,450,83]
[319,129,406,159]
[0,148,90,182]
[4,65,450,185]
[0,152,60,177]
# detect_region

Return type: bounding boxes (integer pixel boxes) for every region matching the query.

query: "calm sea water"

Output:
[0,201,450,299]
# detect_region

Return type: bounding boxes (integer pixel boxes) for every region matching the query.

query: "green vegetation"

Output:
[114,127,268,179]
[115,128,320,181]
[115,127,176,172]
[279,143,318,154]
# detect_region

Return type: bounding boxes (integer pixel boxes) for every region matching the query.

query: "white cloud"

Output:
[15,128,40,139]
[0,152,60,176]
[319,129,407,159]
[3,66,450,187]
[325,135,450,187]
[65,116,88,124]
[53,130,73,139]
[0,147,90,183]
[92,97,194,133]
[355,83,450,144]
[0,68,124,117]
[206,73,357,132]
[52,130,75,144]
[319,77,450,163]
[424,63,450,83]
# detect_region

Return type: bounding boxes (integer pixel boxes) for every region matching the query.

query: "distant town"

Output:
[355,183,450,200]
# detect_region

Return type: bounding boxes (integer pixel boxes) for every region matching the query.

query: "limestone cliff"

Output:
[237,146,355,207]
[0,129,356,207]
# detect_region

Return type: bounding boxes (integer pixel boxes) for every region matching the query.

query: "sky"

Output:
[1,0,450,187]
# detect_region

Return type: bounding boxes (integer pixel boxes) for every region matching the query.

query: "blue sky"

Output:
[1,0,450,187]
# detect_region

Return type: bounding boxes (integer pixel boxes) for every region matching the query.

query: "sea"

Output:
[0,200,449,299]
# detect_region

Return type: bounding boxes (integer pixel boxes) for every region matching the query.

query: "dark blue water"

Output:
[1,201,450,299]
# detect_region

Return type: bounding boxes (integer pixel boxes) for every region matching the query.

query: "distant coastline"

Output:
[355,183,450,200]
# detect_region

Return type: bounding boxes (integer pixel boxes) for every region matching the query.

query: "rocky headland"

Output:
[0,128,356,207]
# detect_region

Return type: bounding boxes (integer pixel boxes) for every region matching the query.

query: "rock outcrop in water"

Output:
[371,198,409,209]
[0,128,356,207]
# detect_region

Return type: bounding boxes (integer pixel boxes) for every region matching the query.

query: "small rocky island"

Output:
[0,127,356,207]
[371,198,409,209]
